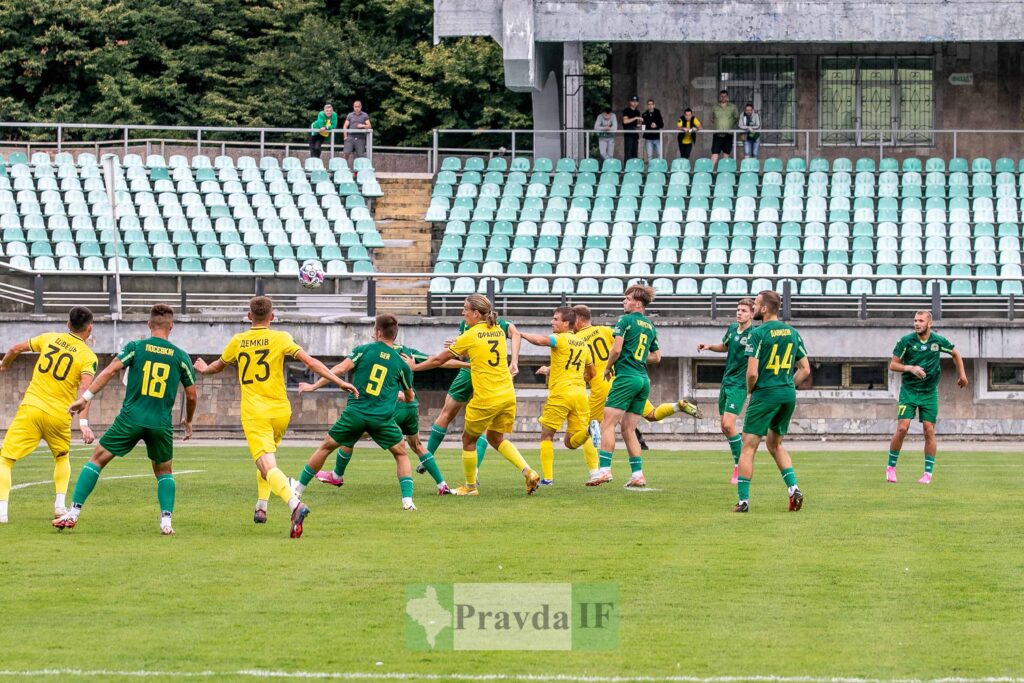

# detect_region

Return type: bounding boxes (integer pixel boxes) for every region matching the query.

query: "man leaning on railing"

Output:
[308,103,337,161]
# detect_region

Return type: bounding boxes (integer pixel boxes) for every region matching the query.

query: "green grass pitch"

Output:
[2,445,1022,683]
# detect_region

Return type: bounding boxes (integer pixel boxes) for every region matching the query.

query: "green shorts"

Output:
[742,399,796,437]
[99,414,174,463]
[447,369,473,403]
[328,409,403,450]
[605,374,651,416]
[393,402,420,437]
[897,391,938,424]
[718,385,747,416]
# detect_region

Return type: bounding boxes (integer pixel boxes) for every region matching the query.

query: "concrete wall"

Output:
[611,41,1024,162]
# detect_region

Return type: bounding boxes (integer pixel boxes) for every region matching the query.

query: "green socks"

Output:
[628,456,643,474]
[598,449,613,469]
[72,462,102,508]
[333,450,353,477]
[781,467,797,489]
[399,475,414,498]
[417,453,444,485]
[924,455,935,473]
[475,435,488,467]
[728,435,742,465]
[156,473,175,514]
[299,464,317,487]
[737,476,751,502]
[426,424,447,457]
[888,450,900,467]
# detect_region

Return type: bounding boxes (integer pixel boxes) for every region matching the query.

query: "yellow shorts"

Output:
[539,389,589,434]
[241,414,291,461]
[463,394,516,436]
[588,376,611,423]
[0,404,71,461]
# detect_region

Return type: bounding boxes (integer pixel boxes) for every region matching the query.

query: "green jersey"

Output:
[116,337,195,428]
[893,331,954,396]
[744,320,807,403]
[345,341,413,420]
[721,322,753,389]
[394,344,428,407]
[611,312,659,377]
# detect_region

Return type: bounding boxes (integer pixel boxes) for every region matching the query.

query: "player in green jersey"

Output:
[698,298,754,484]
[734,290,810,513]
[294,314,419,510]
[588,284,661,488]
[885,310,968,485]
[419,316,521,477]
[54,305,197,534]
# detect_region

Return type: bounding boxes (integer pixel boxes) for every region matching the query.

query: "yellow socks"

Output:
[651,402,679,421]
[497,440,529,471]
[582,440,599,472]
[0,457,13,502]
[256,469,271,501]
[53,454,71,496]
[539,441,554,480]
[461,450,478,485]
[265,466,296,505]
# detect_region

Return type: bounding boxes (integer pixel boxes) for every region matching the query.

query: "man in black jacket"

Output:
[641,99,665,160]
[621,96,642,161]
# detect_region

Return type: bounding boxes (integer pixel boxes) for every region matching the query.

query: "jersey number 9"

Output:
[366,364,388,396]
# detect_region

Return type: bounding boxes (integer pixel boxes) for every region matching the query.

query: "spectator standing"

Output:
[594,108,618,161]
[641,99,665,160]
[343,100,372,162]
[676,107,701,160]
[709,90,740,169]
[621,96,642,161]
[740,103,762,159]
[308,103,337,162]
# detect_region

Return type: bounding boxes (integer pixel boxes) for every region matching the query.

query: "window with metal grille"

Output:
[819,56,934,146]
[720,56,796,145]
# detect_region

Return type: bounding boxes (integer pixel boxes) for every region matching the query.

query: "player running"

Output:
[587,285,662,488]
[293,315,421,510]
[573,304,702,452]
[733,290,810,513]
[193,296,356,538]
[698,298,754,484]
[519,306,600,485]
[414,295,540,496]
[0,307,98,524]
[54,305,196,535]
[885,310,968,485]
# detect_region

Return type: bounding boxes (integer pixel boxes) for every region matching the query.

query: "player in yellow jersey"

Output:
[0,307,98,523]
[192,296,357,538]
[412,295,540,496]
[521,306,601,485]
[572,304,702,449]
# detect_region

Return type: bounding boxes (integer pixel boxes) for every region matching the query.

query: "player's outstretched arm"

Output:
[793,357,812,388]
[519,332,555,348]
[507,323,523,376]
[181,385,198,440]
[193,358,227,375]
[746,356,760,394]
[0,341,30,372]
[69,358,125,415]
[415,348,458,372]
[951,349,969,388]
[297,351,358,396]
[698,342,728,353]
[603,336,625,382]
[298,358,353,393]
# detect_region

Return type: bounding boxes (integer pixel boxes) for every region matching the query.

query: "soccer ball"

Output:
[298,261,325,289]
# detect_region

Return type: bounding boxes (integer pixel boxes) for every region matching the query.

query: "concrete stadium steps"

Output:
[372,175,434,313]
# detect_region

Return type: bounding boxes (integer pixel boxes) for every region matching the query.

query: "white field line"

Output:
[0,671,1023,682]
[11,469,206,491]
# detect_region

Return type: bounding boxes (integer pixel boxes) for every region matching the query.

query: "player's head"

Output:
[248,296,274,325]
[148,304,175,333]
[736,298,754,324]
[552,306,575,333]
[913,310,933,335]
[571,304,592,331]
[462,294,497,328]
[753,290,781,321]
[374,313,399,341]
[67,306,93,337]
[623,284,654,313]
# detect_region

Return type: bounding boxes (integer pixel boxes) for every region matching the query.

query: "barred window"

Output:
[720,56,796,145]
[988,363,1024,391]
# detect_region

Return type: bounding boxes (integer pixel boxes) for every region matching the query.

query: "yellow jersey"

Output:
[547,331,593,396]
[21,332,98,418]
[575,324,614,381]
[219,326,302,419]
[449,321,514,400]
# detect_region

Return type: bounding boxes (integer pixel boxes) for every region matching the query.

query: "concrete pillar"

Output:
[563,41,585,160]
[532,42,564,162]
